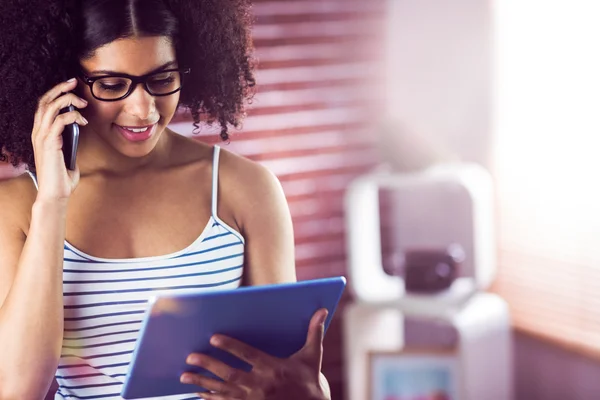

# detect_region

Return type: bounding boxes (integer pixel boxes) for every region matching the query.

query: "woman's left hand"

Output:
[181,308,331,400]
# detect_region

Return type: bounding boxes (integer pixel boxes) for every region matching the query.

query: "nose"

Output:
[123,83,156,122]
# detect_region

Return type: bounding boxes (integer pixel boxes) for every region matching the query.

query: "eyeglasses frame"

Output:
[80,67,191,102]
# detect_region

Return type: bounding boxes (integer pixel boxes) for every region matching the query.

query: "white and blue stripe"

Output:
[28,145,245,399]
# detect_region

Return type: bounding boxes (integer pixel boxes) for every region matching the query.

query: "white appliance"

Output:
[342,163,513,400]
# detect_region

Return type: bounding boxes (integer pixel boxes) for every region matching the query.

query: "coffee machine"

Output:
[342,163,513,400]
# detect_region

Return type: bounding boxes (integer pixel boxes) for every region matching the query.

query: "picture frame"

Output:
[368,348,462,400]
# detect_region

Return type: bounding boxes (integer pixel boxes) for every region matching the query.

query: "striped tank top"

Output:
[27,145,245,399]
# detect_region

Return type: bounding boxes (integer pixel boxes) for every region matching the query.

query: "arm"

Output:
[0,78,87,399]
[209,151,331,398]
[236,159,332,397]
[0,177,68,400]
[232,159,296,286]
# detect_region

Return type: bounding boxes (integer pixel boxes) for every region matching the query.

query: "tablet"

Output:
[120,276,346,399]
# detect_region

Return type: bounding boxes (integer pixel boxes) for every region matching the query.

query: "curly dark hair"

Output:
[0,0,256,170]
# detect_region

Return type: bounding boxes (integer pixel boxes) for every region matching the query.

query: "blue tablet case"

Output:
[120,276,346,399]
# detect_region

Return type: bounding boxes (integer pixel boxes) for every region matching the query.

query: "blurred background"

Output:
[3,0,600,399]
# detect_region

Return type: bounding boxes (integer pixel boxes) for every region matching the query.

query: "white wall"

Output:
[384,0,492,166]
[384,2,600,399]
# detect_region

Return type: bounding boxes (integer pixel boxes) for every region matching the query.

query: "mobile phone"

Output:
[58,105,80,170]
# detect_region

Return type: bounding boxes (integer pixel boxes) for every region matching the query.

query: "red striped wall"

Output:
[244,3,385,396]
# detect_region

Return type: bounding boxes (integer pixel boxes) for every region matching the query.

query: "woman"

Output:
[0,0,331,399]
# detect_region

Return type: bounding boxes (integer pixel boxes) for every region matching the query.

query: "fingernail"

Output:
[320,310,329,325]
[80,98,88,105]
[187,354,200,364]
[82,117,88,124]
[180,374,192,384]
[67,78,76,82]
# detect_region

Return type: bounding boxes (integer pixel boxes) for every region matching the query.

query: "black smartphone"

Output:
[58,105,80,170]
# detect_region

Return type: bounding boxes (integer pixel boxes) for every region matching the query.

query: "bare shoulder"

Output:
[218,147,283,201]
[166,130,214,167]
[166,130,289,237]
[217,147,288,230]
[217,146,296,284]
[166,130,271,184]
[0,173,36,308]
[0,172,37,234]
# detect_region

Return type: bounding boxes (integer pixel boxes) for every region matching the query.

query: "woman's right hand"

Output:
[31,78,89,203]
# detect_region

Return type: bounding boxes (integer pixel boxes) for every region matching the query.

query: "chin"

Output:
[117,144,158,159]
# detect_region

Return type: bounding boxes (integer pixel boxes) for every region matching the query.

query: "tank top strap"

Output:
[211,145,221,218]
[25,170,39,190]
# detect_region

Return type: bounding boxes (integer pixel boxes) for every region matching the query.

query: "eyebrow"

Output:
[88,61,178,76]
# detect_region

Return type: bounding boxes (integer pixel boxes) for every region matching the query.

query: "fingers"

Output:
[297,308,328,369]
[37,93,88,139]
[305,308,328,349]
[34,78,79,130]
[53,109,88,130]
[186,353,252,387]
[32,110,87,152]
[180,372,246,399]
[210,335,273,369]
[195,391,242,400]
[37,78,78,110]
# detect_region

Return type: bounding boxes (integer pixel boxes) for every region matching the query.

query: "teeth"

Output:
[123,126,149,133]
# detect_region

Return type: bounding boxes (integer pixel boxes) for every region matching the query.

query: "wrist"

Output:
[32,198,69,218]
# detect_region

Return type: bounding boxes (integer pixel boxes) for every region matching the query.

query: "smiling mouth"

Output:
[114,123,158,143]
[116,124,157,133]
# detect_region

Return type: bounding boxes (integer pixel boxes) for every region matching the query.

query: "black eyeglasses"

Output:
[80,68,191,101]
